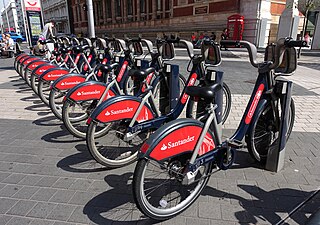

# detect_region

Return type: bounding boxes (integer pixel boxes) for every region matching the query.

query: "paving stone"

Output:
[31,188,58,202]
[18,175,43,186]
[49,190,76,204]
[12,186,40,199]
[0,198,18,213]
[0,184,23,197]
[68,191,95,205]
[6,216,33,225]
[6,200,37,216]
[2,173,26,184]
[52,177,76,189]
[0,171,10,182]
[68,179,93,191]
[186,217,210,225]
[27,202,57,219]
[47,204,76,221]
[68,206,92,224]
[198,202,221,220]
[29,218,55,225]
[0,214,12,225]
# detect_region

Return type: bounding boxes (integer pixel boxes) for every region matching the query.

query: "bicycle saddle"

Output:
[59,47,70,54]
[39,49,46,54]
[51,50,60,56]
[96,63,119,73]
[72,45,90,53]
[128,67,156,78]
[39,40,49,45]
[186,83,221,101]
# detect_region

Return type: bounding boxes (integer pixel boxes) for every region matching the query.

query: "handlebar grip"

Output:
[284,39,308,48]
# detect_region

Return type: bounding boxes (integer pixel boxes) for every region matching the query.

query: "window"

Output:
[156,0,162,11]
[127,0,133,16]
[106,0,111,18]
[116,0,121,17]
[140,0,145,13]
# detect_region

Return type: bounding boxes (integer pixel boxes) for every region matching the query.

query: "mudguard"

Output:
[15,53,29,70]
[140,118,216,162]
[19,56,39,75]
[89,95,155,124]
[51,74,87,91]
[64,81,116,102]
[39,68,70,81]
[24,60,48,79]
[31,64,57,78]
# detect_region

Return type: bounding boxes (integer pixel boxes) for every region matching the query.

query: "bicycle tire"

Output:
[49,88,66,120]
[86,120,151,167]
[133,156,213,220]
[37,79,51,106]
[30,72,39,95]
[62,100,108,139]
[186,82,231,124]
[245,98,295,164]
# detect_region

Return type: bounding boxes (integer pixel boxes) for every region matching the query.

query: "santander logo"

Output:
[47,73,64,78]
[160,136,195,151]
[245,84,264,124]
[76,90,101,96]
[61,81,81,86]
[104,107,134,116]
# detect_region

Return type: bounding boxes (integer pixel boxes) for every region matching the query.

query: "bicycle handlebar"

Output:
[269,37,307,69]
[220,40,258,68]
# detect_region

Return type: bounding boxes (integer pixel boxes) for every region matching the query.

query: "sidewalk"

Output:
[0,57,319,225]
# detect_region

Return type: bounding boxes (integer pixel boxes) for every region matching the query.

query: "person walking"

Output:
[220,28,228,50]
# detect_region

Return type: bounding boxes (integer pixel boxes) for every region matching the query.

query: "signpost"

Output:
[23,0,43,46]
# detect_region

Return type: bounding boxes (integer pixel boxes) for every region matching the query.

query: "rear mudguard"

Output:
[24,60,48,79]
[38,68,70,81]
[51,74,87,91]
[19,56,40,75]
[89,95,155,124]
[15,53,29,69]
[140,118,216,162]
[64,81,116,102]
[31,64,58,78]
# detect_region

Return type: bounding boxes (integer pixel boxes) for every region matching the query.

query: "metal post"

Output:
[86,0,95,38]
[20,0,30,46]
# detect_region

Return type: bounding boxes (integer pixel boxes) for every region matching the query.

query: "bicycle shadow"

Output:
[57,143,108,173]
[20,95,39,102]
[83,172,157,224]
[33,115,62,126]
[203,184,318,224]
[41,125,82,143]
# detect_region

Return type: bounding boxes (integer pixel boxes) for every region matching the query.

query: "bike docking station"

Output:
[160,63,180,114]
[265,46,296,172]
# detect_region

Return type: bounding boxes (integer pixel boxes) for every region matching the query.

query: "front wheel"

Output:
[133,156,212,220]
[86,120,150,167]
[49,88,66,120]
[37,79,52,106]
[245,98,295,164]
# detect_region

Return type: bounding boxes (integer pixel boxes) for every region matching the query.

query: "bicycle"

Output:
[132,37,307,220]
[85,39,221,168]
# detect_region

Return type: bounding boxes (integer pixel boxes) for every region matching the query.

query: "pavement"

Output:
[0,50,319,225]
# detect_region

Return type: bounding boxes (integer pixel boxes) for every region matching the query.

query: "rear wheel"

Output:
[186,82,231,124]
[86,120,151,167]
[37,79,52,106]
[30,73,39,94]
[49,88,67,120]
[245,98,295,164]
[62,100,108,139]
[133,156,212,220]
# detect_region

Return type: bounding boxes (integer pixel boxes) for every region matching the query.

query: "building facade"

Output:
[41,0,71,34]
[71,0,294,47]
[1,1,20,33]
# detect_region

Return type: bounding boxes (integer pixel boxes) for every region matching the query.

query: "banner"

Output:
[24,0,41,11]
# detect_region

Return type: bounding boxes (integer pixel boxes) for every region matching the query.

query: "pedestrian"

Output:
[304,32,311,45]
[39,21,55,41]
[210,32,217,41]
[220,28,228,50]
[191,32,197,45]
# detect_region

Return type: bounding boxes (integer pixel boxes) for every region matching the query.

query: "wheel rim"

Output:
[88,121,149,165]
[139,158,209,217]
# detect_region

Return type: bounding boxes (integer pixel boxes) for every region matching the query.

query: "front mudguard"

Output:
[51,74,87,91]
[89,95,155,124]
[38,68,70,82]
[64,81,116,103]
[139,118,216,162]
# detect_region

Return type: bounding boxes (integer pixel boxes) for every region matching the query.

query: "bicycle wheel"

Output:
[49,88,67,120]
[152,74,187,115]
[86,120,151,167]
[133,156,213,220]
[30,72,39,94]
[245,98,295,164]
[37,79,52,105]
[62,100,108,139]
[186,82,231,124]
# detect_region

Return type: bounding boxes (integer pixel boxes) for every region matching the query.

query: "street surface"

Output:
[0,49,319,225]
